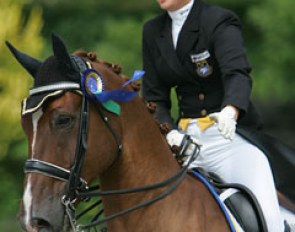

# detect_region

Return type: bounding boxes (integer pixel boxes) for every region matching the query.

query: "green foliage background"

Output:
[0,0,294,230]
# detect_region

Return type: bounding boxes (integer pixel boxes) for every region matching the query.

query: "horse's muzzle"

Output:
[19,193,69,232]
[20,215,71,232]
[31,217,53,232]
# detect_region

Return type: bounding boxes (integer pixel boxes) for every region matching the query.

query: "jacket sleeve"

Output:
[142,23,176,129]
[210,11,252,118]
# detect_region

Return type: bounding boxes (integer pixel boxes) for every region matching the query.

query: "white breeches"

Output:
[183,120,284,232]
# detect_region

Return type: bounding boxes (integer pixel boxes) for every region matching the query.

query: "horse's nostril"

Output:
[31,217,51,230]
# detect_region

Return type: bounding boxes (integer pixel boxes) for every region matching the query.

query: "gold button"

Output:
[199,93,205,101]
[200,109,207,116]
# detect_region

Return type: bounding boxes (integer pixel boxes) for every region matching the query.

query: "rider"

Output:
[142,0,285,231]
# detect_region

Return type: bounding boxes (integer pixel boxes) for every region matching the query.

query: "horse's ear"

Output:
[5,41,42,79]
[51,33,79,78]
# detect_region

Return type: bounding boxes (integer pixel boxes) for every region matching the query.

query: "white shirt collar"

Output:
[168,0,194,26]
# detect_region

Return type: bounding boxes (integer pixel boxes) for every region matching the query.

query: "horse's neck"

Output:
[101,99,180,187]
[100,99,182,220]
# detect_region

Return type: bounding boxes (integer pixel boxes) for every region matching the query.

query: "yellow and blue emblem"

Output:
[81,69,104,99]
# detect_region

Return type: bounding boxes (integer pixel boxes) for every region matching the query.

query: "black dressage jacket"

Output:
[142,0,262,130]
[142,0,295,202]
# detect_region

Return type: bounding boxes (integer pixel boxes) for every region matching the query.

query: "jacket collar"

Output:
[156,0,204,81]
[156,15,194,81]
[176,0,202,61]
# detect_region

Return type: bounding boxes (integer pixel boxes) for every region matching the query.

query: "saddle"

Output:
[192,168,268,232]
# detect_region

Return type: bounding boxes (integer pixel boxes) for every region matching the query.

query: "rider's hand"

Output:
[166,130,202,164]
[209,105,239,140]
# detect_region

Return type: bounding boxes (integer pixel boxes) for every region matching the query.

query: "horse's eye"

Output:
[54,115,74,129]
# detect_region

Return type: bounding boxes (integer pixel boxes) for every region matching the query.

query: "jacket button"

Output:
[200,109,207,116]
[198,93,205,101]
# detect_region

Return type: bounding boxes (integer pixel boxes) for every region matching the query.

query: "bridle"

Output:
[23,57,200,231]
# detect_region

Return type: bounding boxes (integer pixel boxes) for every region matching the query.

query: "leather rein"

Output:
[23,57,200,231]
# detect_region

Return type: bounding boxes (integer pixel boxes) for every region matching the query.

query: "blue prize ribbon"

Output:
[81,69,145,115]
[81,69,104,100]
[122,70,145,87]
[94,89,137,103]
[93,70,144,103]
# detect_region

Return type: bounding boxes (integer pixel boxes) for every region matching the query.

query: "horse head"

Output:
[7,33,147,232]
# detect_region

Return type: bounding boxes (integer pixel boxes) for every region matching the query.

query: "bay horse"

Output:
[7,34,232,232]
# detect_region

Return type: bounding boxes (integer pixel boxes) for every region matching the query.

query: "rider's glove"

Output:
[166,130,202,165]
[209,105,238,140]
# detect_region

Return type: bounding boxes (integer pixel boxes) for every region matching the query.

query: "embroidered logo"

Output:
[191,50,213,78]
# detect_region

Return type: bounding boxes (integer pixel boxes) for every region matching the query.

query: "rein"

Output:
[23,57,200,231]
[75,145,199,230]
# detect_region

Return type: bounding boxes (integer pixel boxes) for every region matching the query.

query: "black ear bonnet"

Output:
[6,33,87,115]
